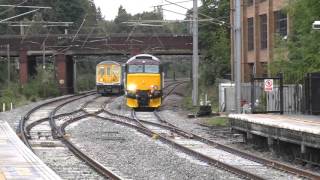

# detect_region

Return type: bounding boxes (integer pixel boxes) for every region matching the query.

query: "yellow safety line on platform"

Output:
[0,171,6,180]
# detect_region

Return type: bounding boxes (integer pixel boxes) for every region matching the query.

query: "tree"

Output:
[270,0,320,83]
[199,0,231,85]
[114,5,132,33]
[0,0,102,34]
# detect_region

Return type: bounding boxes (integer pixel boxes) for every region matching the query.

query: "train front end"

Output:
[96,61,123,95]
[125,54,163,109]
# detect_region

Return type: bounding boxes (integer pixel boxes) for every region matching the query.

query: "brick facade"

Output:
[231,0,289,82]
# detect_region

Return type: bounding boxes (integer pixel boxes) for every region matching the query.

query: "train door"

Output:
[112,65,120,83]
[106,65,111,83]
[98,66,105,83]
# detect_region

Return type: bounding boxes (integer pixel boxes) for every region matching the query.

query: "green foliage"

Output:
[110,5,187,34]
[21,66,60,99]
[76,59,96,92]
[77,74,95,92]
[0,65,60,108]
[203,117,229,127]
[0,83,24,107]
[0,0,101,35]
[270,0,320,82]
[199,0,231,85]
[181,83,198,112]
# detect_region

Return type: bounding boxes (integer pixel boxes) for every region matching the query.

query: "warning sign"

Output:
[264,79,273,92]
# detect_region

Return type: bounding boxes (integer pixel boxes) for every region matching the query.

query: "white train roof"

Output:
[126,54,160,64]
[97,61,121,66]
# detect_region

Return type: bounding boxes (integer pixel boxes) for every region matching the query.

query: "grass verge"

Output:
[202,116,229,127]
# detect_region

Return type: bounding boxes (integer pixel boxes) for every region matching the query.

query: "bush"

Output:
[0,83,27,108]
[21,66,60,100]
[77,73,95,91]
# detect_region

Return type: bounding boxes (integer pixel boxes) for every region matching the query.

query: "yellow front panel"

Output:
[126,97,161,108]
[149,98,162,108]
[126,74,161,90]
[127,98,138,108]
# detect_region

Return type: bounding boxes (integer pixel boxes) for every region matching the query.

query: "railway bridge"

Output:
[0,34,192,93]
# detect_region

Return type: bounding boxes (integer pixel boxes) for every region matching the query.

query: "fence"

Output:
[219,82,304,114]
[1,102,13,112]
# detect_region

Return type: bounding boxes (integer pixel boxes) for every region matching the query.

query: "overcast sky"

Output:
[93,0,200,20]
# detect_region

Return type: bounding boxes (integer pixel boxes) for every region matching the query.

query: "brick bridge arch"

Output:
[0,34,192,94]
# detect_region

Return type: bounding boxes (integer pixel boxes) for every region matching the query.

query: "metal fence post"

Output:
[279,73,284,114]
[251,74,255,113]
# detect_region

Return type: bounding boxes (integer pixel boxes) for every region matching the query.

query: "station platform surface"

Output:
[0,121,61,180]
[229,114,320,149]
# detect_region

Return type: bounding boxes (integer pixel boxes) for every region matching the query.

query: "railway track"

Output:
[19,92,123,180]
[98,81,320,180]
[17,79,320,179]
[100,103,320,179]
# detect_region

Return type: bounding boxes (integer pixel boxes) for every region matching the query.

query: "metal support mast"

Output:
[192,0,199,106]
[42,42,46,69]
[234,0,242,113]
[7,44,10,84]
[73,59,77,93]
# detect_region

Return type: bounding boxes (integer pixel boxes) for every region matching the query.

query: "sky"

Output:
[93,0,200,20]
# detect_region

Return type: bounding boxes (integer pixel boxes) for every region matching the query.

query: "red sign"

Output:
[264,79,273,92]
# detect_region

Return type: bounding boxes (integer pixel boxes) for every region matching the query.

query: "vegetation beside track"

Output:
[202,117,229,127]
[0,66,59,108]
[181,82,220,113]
[0,63,95,110]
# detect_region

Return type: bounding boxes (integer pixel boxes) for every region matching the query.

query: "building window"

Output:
[259,0,266,3]
[248,17,254,51]
[260,14,268,49]
[248,63,255,76]
[246,0,253,6]
[274,10,287,37]
[261,62,268,77]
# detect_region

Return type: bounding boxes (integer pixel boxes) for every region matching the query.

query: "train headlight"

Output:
[151,85,159,90]
[127,84,137,92]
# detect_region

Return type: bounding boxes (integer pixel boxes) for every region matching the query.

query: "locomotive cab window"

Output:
[145,65,159,73]
[128,65,144,73]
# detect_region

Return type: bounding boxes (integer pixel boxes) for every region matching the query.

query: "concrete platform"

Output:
[229,114,320,153]
[229,114,320,152]
[0,121,61,180]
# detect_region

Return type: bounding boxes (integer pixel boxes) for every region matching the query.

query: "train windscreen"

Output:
[128,65,144,73]
[145,65,159,73]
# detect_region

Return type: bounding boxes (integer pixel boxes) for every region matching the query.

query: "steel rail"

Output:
[19,91,96,149]
[130,111,264,180]
[102,101,320,179]
[102,104,264,179]
[57,96,123,180]
[163,81,188,100]
[26,110,83,136]
[153,111,320,180]
[20,92,122,179]
[48,94,98,138]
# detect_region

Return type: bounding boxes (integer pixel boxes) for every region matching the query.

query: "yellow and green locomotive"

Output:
[96,61,123,95]
[125,54,163,109]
